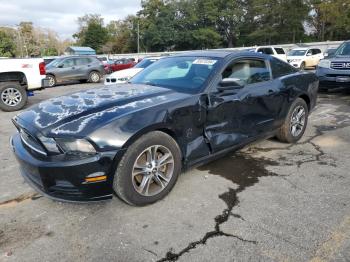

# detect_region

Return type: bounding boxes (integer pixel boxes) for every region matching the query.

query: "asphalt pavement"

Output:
[0,82,349,262]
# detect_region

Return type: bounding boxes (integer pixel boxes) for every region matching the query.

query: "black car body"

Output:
[316,41,350,89]
[11,51,318,203]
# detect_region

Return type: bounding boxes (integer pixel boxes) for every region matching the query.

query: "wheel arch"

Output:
[0,72,27,87]
[298,93,311,111]
[121,124,183,159]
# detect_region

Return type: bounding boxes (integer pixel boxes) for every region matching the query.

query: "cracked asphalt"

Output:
[0,83,349,262]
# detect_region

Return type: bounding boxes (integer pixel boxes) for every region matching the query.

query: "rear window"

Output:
[274,48,285,54]
[258,48,274,55]
[270,57,297,78]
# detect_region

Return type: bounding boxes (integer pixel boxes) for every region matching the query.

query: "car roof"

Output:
[171,50,269,59]
[143,56,162,60]
[170,50,271,59]
[56,55,97,59]
[172,50,237,58]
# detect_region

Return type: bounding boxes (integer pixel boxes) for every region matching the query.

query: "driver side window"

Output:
[222,59,270,85]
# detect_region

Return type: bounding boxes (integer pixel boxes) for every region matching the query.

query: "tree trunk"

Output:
[227,34,233,48]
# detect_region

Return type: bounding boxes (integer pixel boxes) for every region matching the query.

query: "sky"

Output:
[0,0,142,39]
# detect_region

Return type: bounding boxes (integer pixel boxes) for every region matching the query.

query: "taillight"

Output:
[39,62,46,75]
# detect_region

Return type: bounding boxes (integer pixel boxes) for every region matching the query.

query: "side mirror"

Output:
[218,78,244,91]
[57,64,64,68]
[306,53,312,56]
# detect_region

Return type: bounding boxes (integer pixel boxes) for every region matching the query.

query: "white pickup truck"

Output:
[0,58,49,111]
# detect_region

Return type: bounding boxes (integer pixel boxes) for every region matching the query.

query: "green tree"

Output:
[82,22,108,53]
[310,0,350,41]
[0,29,16,57]
[73,14,109,53]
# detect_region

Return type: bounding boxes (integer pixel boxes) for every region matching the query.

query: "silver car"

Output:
[46,56,104,87]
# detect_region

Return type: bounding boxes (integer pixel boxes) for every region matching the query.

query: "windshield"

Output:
[334,42,350,56]
[129,56,220,93]
[288,50,306,56]
[134,58,159,69]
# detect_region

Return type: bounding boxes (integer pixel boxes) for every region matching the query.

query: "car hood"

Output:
[109,68,143,78]
[287,56,305,60]
[327,55,350,61]
[15,84,190,137]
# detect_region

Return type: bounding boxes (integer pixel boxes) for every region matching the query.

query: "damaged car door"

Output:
[205,57,282,153]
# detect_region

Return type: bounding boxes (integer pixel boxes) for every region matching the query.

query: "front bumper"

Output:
[10,133,123,202]
[316,67,350,89]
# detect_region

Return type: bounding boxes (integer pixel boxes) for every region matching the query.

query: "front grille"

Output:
[20,129,47,156]
[330,62,350,70]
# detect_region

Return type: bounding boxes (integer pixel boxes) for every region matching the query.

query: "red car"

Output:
[109,59,136,72]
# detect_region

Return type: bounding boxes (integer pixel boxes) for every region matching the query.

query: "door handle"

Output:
[72,67,75,69]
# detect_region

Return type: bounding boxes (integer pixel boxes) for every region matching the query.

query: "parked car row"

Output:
[105,57,162,85]
[316,40,350,90]
[1,41,348,113]
[249,46,324,69]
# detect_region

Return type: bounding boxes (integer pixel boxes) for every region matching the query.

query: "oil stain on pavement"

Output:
[157,154,280,261]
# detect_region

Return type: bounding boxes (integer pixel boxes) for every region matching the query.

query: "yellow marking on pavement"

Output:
[309,215,350,262]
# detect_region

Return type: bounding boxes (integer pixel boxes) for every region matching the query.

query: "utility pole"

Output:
[137,20,140,54]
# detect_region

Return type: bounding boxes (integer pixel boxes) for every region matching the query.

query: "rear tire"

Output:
[276,98,308,143]
[113,131,182,206]
[47,74,56,87]
[0,82,27,112]
[88,71,101,83]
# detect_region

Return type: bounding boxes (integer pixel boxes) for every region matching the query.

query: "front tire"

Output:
[113,131,182,206]
[0,82,27,112]
[276,98,308,143]
[300,62,305,70]
[88,71,101,83]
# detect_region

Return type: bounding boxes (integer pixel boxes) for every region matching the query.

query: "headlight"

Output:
[37,134,61,154]
[318,59,331,68]
[56,138,96,154]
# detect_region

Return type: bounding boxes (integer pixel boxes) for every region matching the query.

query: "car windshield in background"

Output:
[289,50,306,56]
[129,56,220,93]
[334,42,350,56]
[134,58,158,68]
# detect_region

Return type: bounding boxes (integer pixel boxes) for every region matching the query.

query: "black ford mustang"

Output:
[10,51,318,206]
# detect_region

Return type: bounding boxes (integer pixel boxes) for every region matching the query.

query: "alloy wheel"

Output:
[290,105,306,137]
[47,75,55,87]
[90,72,100,82]
[132,145,174,196]
[1,88,22,107]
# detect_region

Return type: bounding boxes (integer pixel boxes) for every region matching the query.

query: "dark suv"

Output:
[316,41,350,90]
[46,56,104,87]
